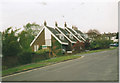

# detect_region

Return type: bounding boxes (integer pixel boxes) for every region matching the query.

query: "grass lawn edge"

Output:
[2,47,117,77]
[2,55,81,77]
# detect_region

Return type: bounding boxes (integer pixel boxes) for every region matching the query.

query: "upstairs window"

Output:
[59,35,64,40]
[78,34,81,38]
[69,34,73,39]
[56,34,64,40]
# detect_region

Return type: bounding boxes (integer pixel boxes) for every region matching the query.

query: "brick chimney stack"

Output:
[55,21,58,27]
[64,22,67,27]
[44,21,47,26]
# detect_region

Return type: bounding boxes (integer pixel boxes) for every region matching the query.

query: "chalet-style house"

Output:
[30,22,88,56]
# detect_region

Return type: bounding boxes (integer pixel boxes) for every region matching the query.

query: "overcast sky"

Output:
[0,0,119,33]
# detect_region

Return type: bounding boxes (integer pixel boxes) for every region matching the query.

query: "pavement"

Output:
[2,48,119,82]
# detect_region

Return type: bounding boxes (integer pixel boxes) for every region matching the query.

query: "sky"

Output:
[0,0,119,33]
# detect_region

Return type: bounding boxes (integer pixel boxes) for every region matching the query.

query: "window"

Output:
[78,34,81,38]
[34,45,39,52]
[69,34,73,39]
[59,35,64,40]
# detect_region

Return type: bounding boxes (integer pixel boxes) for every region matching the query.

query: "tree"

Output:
[2,27,21,57]
[23,22,42,37]
[87,29,101,40]
[22,23,42,46]
[18,31,32,51]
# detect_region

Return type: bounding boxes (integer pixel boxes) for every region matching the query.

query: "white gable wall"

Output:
[45,27,51,46]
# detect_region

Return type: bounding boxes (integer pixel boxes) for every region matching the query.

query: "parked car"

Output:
[110,43,118,47]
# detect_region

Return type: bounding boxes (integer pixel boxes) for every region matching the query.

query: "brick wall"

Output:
[31,29,45,51]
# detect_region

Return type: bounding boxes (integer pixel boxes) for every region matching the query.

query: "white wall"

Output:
[45,27,52,46]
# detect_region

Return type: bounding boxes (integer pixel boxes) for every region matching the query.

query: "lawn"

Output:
[74,47,117,56]
[2,55,81,76]
[2,47,117,77]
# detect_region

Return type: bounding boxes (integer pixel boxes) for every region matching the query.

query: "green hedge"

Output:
[32,49,50,62]
[90,39,113,50]
[18,51,33,65]
[2,49,50,70]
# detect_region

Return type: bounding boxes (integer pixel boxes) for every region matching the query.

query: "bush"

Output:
[32,49,50,62]
[18,51,33,65]
[36,49,49,54]
[72,41,85,53]
[84,40,90,50]
[90,39,113,50]
[2,56,19,69]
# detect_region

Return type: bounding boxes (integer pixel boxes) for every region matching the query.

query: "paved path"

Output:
[2,48,119,82]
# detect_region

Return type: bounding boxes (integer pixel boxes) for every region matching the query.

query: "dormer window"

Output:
[69,34,73,39]
[59,35,64,40]
[81,34,84,37]
[78,34,81,38]
[56,34,64,40]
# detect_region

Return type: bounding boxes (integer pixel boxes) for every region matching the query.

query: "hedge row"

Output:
[2,49,50,70]
[90,39,112,50]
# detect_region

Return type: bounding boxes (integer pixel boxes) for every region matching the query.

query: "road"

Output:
[2,48,118,82]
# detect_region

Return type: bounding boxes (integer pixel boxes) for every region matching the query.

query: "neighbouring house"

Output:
[30,21,88,56]
[101,32,118,42]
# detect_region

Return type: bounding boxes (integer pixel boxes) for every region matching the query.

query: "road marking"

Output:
[2,56,84,79]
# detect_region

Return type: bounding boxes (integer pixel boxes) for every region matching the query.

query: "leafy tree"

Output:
[22,23,42,46]
[18,31,32,51]
[23,22,41,37]
[87,29,101,40]
[2,27,21,57]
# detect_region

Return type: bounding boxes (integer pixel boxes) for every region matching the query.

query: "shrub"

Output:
[18,51,33,65]
[72,41,85,53]
[2,56,19,69]
[36,49,49,54]
[32,49,50,62]
[90,39,113,50]
[84,39,90,50]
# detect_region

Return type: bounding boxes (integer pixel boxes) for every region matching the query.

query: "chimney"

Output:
[55,21,58,27]
[44,21,47,26]
[64,22,67,27]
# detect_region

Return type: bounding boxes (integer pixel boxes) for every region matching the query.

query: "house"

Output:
[30,21,87,56]
[101,32,118,42]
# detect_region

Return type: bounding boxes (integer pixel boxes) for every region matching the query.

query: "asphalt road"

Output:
[2,48,119,82]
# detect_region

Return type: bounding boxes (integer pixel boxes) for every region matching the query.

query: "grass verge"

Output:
[2,55,81,77]
[2,47,117,77]
[73,47,117,56]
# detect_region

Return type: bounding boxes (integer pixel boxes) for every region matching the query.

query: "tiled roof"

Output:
[66,27,76,34]
[65,27,86,41]
[57,27,77,42]
[65,28,82,41]
[74,29,87,40]
[46,26,68,43]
